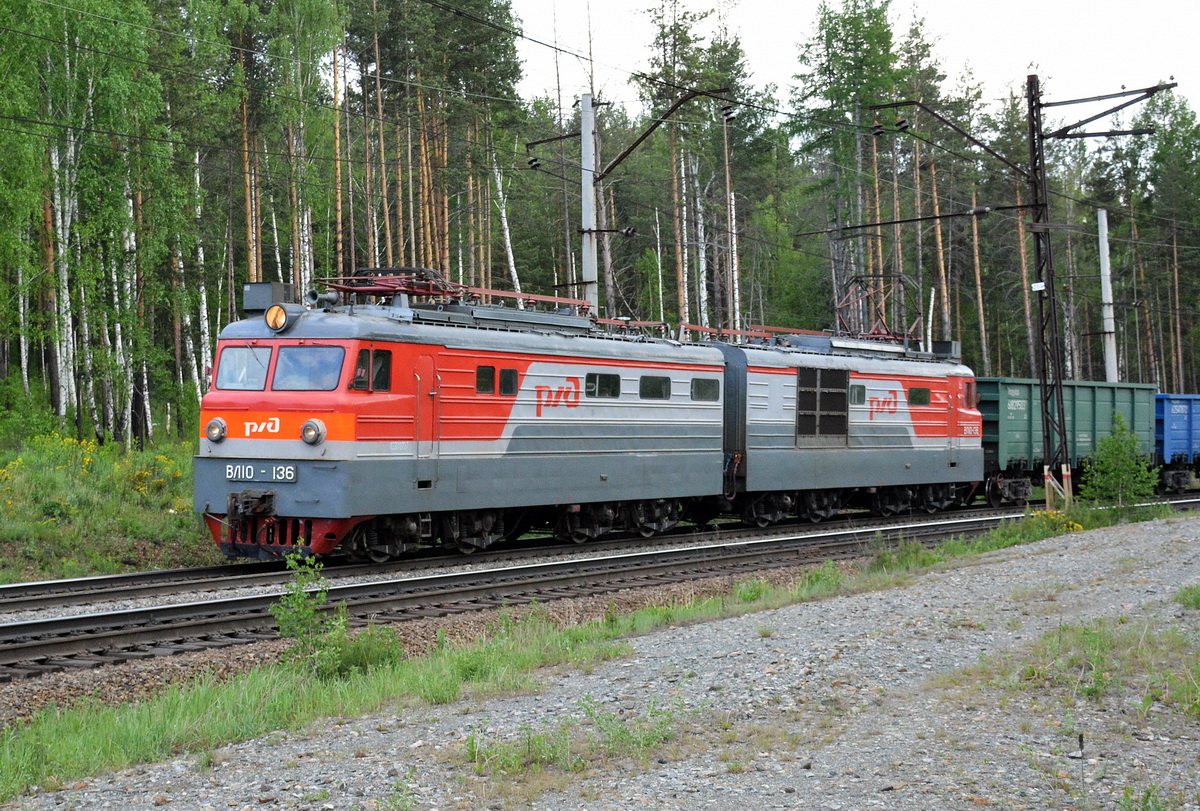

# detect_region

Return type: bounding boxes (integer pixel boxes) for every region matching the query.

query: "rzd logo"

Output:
[535,377,581,417]
[868,392,899,420]
[244,417,281,436]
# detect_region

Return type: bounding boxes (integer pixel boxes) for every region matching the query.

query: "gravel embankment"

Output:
[7,515,1200,810]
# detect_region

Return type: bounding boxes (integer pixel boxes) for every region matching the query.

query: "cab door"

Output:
[413,354,440,486]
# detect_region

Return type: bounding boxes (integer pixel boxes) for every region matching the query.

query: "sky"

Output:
[510,0,1196,124]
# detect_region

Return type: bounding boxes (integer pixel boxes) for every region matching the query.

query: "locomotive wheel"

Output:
[985,479,1003,508]
[456,542,478,554]
[367,548,393,563]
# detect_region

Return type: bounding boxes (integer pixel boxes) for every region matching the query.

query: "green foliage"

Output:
[464,696,679,776]
[1176,585,1200,610]
[869,538,944,573]
[1078,415,1160,508]
[270,555,405,680]
[1116,785,1170,811]
[270,554,330,641]
[732,577,770,603]
[983,617,1200,717]
[0,434,217,582]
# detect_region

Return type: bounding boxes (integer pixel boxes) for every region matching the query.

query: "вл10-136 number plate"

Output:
[225,463,297,482]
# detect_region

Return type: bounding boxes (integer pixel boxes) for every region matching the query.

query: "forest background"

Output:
[0,0,1197,450]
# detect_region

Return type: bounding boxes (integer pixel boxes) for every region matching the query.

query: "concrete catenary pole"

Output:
[580,93,599,313]
[1097,209,1119,382]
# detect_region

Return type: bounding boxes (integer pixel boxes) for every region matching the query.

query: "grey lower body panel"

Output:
[743,447,984,492]
[195,451,724,519]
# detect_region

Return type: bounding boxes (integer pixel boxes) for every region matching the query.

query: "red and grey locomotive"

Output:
[194,270,984,560]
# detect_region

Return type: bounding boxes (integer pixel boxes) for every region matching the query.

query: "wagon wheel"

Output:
[985,479,1003,508]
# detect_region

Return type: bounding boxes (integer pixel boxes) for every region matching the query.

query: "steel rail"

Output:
[0,503,1023,612]
[0,512,1009,680]
[5,494,1196,616]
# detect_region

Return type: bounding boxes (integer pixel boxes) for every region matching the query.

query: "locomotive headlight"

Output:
[205,417,227,443]
[264,304,289,332]
[301,418,327,445]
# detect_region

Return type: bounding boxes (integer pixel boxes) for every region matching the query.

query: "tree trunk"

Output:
[1015,186,1038,377]
[1128,200,1160,387]
[490,146,522,303]
[669,124,687,323]
[928,160,950,342]
[371,0,393,267]
[239,72,256,283]
[970,188,991,375]
[333,42,344,275]
[690,158,709,328]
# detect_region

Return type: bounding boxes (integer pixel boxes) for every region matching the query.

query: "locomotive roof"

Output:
[219,297,975,376]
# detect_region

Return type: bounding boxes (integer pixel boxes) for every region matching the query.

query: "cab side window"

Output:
[352,348,391,392]
[372,351,391,391]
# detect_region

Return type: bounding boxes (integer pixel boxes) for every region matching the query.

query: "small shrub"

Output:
[270,554,330,641]
[1176,585,1200,610]
[1078,414,1159,507]
[270,555,404,679]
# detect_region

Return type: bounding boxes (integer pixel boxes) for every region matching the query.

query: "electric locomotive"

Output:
[194,270,985,560]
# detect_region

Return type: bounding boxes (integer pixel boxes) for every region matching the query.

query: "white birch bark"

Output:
[77,279,101,440]
[679,151,690,325]
[176,245,202,403]
[692,169,709,328]
[194,152,213,381]
[17,260,29,394]
[109,255,132,446]
[140,359,154,444]
[490,149,523,306]
[48,139,80,418]
[99,310,115,439]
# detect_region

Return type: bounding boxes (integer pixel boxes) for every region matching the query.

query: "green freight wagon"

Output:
[976,377,1156,506]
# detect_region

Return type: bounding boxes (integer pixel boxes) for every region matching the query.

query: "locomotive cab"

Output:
[195,296,418,559]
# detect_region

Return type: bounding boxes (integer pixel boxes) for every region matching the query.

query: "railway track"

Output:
[0,503,1025,614]
[0,511,1015,682]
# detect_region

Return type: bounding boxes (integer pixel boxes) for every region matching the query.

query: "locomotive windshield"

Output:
[214,346,272,390]
[272,346,346,391]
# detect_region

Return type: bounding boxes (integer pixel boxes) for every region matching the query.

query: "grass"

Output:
[954,613,1200,716]
[464,696,680,777]
[1177,584,1200,610]
[0,433,220,582]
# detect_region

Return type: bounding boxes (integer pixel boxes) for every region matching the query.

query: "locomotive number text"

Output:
[226,463,297,482]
